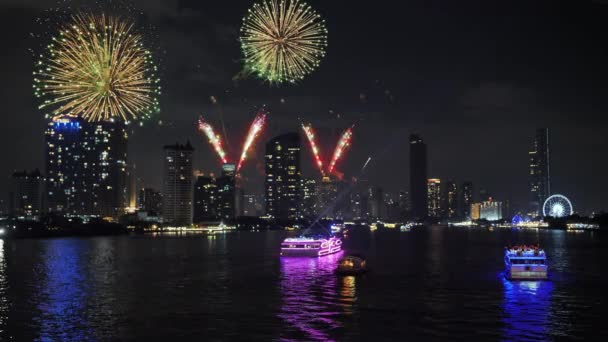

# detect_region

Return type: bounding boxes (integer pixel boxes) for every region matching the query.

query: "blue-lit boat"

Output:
[504,245,548,280]
[280,228,342,257]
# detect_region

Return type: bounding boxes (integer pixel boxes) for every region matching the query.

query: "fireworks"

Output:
[197,117,228,164]
[240,0,328,84]
[34,13,161,122]
[302,123,325,176]
[328,126,354,175]
[237,111,267,172]
[301,124,354,176]
[197,110,268,173]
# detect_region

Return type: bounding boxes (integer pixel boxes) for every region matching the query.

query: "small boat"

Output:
[336,255,368,275]
[504,245,548,280]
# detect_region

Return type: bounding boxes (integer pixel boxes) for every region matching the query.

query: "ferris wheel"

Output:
[542,194,573,218]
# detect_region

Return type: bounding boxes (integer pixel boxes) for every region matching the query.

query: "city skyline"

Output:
[0,0,607,213]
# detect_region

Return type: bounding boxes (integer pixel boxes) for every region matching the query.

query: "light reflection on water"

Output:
[501,276,554,341]
[278,252,350,341]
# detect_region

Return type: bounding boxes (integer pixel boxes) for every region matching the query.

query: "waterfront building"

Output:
[445,180,458,219]
[138,188,163,214]
[410,134,428,219]
[316,176,338,219]
[398,190,410,220]
[471,199,503,221]
[162,142,194,226]
[9,169,43,217]
[460,182,473,218]
[45,116,128,219]
[529,128,551,216]
[300,177,317,218]
[193,176,217,222]
[216,169,236,220]
[265,133,301,220]
[471,202,481,220]
[243,194,263,217]
[427,178,442,218]
[368,186,384,219]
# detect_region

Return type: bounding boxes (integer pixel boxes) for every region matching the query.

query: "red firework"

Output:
[301,123,354,176]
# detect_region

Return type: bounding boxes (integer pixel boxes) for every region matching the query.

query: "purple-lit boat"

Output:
[280,235,342,257]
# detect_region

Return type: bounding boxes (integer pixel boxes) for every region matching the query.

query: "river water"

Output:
[0,227,606,341]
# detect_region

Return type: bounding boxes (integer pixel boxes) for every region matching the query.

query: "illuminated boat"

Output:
[504,245,548,280]
[281,230,342,257]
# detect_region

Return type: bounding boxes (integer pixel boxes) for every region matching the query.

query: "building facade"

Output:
[300,178,317,219]
[45,116,128,218]
[162,142,194,226]
[427,178,442,218]
[409,134,428,219]
[138,188,163,214]
[460,181,473,218]
[529,128,551,216]
[265,133,301,220]
[9,169,43,217]
[445,180,458,219]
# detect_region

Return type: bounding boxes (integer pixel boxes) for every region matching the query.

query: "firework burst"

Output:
[328,126,354,175]
[33,13,161,122]
[198,116,228,164]
[240,0,328,84]
[237,110,267,172]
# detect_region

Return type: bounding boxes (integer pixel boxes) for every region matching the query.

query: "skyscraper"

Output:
[9,169,43,217]
[45,116,128,218]
[162,142,194,226]
[265,133,301,220]
[529,128,551,216]
[427,178,442,218]
[316,176,338,219]
[445,180,458,219]
[216,167,236,220]
[460,182,473,218]
[138,188,163,214]
[368,186,384,219]
[300,177,317,219]
[409,134,428,219]
[193,176,217,222]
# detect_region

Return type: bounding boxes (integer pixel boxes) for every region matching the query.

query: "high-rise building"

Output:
[162,142,194,226]
[138,188,163,214]
[445,180,458,219]
[409,134,428,219]
[300,178,317,219]
[265,133,301,220]
[316,176,338,219]
[215,171,236,220]
[243,194,263,217]
[368,186,384,219]
[427,178,442,218]
[398,190,410,220]
[9,169,43,217]
[460,182,473,218]
[470,199,503,221]
[529,128,551,216]
[193,176,217,222]
[45,116,128,218]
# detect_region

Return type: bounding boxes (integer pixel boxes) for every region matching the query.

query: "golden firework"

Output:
[240,0,328,84]
[34,13,161,122]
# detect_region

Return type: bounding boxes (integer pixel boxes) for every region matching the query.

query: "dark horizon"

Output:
[1,0,608,213]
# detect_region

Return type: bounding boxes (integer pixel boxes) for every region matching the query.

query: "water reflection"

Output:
[279,252,346,341]
[502,276,553,341]
[36,239,92,341]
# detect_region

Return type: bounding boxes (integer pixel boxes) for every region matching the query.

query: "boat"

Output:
[336,255,367,275]
[504,245,548,280]
[280,228,342,257]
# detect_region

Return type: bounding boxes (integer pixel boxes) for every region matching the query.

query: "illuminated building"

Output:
[480,199,503,221]
[316,176,338,219]
[243,194,263,217]
[300,178,317,218]
[529,128,551,216]
[445,180,458,219]
[9,169,43,217]
[460,182,473,218]
[409,134,428,219]
[162,142,194,226]
[398,190,410,219]
[216,167,236,220]
[427,179,442,218]
[193,176,217,222]
[471,199,503,221]
[265,133,301,220]
[138,188,163,214]
[45,116,128,218]
[471,203,481,220]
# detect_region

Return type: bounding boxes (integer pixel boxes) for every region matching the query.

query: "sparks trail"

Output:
[197,109,268,173]
[301,123,355,176]
[237,112,267,172]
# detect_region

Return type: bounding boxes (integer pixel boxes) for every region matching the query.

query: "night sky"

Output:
[1,0,607,213]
